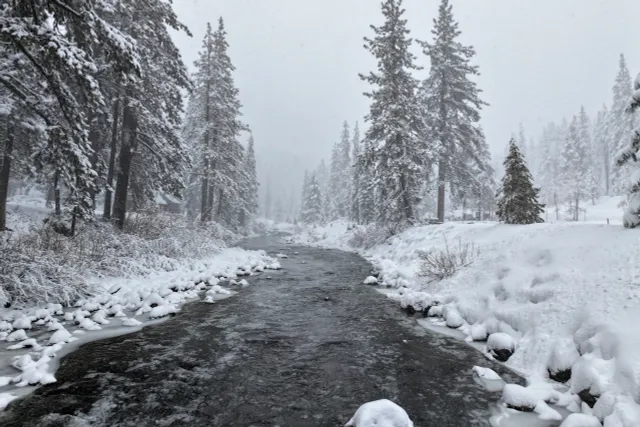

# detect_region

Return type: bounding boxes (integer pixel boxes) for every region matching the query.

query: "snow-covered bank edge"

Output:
[0,247,281,410]
[288,218,640,426]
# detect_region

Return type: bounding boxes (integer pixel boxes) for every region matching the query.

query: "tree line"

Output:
[0,1,258,234]
[300,0,640,228]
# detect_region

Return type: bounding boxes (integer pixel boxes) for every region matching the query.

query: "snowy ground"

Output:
[290,197,640,426]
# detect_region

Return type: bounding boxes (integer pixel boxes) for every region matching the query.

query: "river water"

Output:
[0,236,531,427]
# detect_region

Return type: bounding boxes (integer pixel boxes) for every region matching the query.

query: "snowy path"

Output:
[0,237,523,427]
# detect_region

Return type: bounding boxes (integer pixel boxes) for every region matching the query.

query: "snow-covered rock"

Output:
[487,333,515,362]
[548,338,580,383]
[6,329,28,342]
[12,317,31,330]
[444,306,465,329]
[570,354,616,407]
[149,305,177,319]
[345,399,413,427]
[7,338,40,350]
[48,328,72,345]
[363,276,379,285]
[471,366,505,392]
[0,321,12,332]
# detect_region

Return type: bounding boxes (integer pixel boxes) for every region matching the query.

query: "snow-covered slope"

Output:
[291,213,640,425]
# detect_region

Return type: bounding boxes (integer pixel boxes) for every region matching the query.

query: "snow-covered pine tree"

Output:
[350,122,362,223]
[338,121,352,218]
[615,71,640,228]
[244,134,260,224]
[561,115,591,221]
[537,123,561,220]
[609,54,635,195]
[301,174,323,225]
[361,0,429,225]
[420,0,489,223]
[0,0,139,230]
[496,139,544,224]
[110,0,191,227]
[594,105,610,195]
[184,18,246,229]
[577,106,599,204]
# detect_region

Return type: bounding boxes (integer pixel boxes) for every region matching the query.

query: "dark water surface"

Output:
[0,236,521,427]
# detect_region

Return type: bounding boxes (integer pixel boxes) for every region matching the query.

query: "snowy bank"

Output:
[0,246,280,409]
[290,210,640,425]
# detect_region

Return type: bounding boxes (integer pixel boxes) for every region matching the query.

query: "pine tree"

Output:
[561,115,591,221]
[609,54,635,195]
[577,106,599,204]
[301,174,323,225]
[537,122,563,219]
[0,0,139,231]
[496,139,544,224]
[244,135,259,223]
[184,18,246,229]
[360,0,429,225]
[517,124,527,159]
[350,122,362,223]
[615,71,640,228]
[420,0,489,223]
[594,105,610,195]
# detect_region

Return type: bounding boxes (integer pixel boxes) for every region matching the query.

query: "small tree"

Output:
[496,139,545,224]
[616,72,640,228]
[301,174,323,225]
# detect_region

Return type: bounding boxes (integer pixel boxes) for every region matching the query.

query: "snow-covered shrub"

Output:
[348,223,397,249]
[417,236,479,282]
[0,210,240,307]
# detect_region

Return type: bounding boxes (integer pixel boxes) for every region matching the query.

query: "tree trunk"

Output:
[88,113,101,210]
[0,123,14,232]
[200,161,210,222]
[554,192,559,221]
[437,158,446,222]
[54,171,61,216]
[112,93,137,229]
[604,147,610,196]
[103,96,121,220]
[575,193,580,222]
[399,172,412,222]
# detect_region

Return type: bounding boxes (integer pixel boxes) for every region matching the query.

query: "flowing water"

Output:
[0,236,532,427]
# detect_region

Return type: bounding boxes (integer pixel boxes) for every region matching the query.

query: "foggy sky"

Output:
[171,0,640,202]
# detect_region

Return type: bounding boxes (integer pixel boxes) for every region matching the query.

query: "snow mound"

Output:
[472,366,505,392]
[6,330,27,342]
[345,399,413,427]
[363,276,379,285]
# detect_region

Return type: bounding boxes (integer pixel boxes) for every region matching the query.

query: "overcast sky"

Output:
[171,0,640,203]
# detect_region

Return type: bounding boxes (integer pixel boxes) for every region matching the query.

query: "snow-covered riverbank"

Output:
[289,209,640,426]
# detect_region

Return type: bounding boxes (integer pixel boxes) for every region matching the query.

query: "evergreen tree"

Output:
[609,54,635,195]
[350,122,362,223]
[594,105,610,195]
[517,124,527,159]
[184,18,246,229]
[0,0,139,231]
[561,115,591,221]
[301,174,323,225]
[615,71,640,228]
[420,0,489,222]
[537,122,563,220]
[360,0,429,225]
[244,134,259,223]
[577,106,599,204]
[496,139,544,224]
